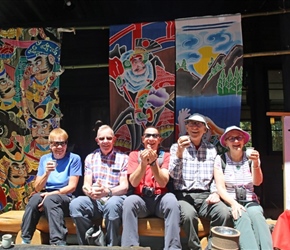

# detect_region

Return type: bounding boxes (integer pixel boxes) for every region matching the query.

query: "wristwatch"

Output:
[108,188,113,197]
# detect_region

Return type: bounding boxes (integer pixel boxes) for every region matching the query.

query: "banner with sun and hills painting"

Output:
[109,14,242,154]
[175,14,243,152]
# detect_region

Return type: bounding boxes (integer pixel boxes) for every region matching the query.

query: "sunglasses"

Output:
[144,133,160,139]
[185,121,204,127]
[226,136,244,142]
[98,136,113,141]
[50,141,67,147]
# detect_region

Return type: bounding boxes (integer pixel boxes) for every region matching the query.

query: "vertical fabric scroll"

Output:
[109,22,176,153]
[0,28,63,212]
[175,14,243,151]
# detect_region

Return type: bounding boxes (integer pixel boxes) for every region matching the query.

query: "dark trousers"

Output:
[121,193,181,250]
[176,191,232,250]
[69,195,125,246]
[21,192,71,245]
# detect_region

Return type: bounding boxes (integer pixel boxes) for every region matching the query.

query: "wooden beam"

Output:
[244,50,290,58]
[266,112,290,117]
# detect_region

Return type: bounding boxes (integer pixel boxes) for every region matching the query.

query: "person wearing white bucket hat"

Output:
[169,113,232,250]
[214,125,273,250]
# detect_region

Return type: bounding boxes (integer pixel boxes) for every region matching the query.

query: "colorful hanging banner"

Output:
[175,14,243,150]
[0,28,63,212]
[109,22,176,153]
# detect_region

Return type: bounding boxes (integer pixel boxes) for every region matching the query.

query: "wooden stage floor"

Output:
[10,245,150,250]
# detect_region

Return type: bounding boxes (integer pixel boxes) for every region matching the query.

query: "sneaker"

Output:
[21,239,31,244]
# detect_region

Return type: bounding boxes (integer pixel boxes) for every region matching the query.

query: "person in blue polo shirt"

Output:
[21,128,82,246]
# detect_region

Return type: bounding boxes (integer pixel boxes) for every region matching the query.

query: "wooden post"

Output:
[266,112,290,210]
[283,116,290,209]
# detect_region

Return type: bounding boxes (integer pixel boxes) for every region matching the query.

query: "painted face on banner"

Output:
[27,54,54,82]
[0,72,15,99]
[130,54,146,76]
[31,119,51,145]
[8,161,28,186]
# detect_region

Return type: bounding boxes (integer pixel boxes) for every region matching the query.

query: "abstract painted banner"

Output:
[0,28,63,212]
[109,22,175,153]
[175,14,243,152]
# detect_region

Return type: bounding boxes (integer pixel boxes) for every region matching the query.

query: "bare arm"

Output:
[34,161,55,192]
[109,175,128,195]
[83,172,128,199]
[176,136,190,158]
[129,161,147,187]
[252,163,263,186]
[34,173,49,192]
[249,150,263,186]
[150,163,169,188]
[37,175,80,210]
[214,166,237,206]
[214,162,245,220]
[150,152,170,187]
[82,173,93,192]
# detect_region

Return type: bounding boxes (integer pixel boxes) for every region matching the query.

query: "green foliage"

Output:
[240,121,252,147]
[176,59,188,71]
[208,57,215,68]
[176,56,243,97]
[217,66,243,96]
[208,58,225,82]
[271,121,282,151]
[240,120,282,151]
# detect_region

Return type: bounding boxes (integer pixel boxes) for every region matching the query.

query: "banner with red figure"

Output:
[109,22,175,153]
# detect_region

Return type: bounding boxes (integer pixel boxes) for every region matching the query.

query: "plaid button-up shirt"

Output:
[84,148,128,188]
[169,139,217,192]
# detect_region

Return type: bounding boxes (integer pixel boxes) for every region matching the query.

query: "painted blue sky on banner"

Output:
[175,14,243,146]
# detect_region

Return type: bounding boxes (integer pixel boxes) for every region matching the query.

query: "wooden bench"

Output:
[0,210,210,246]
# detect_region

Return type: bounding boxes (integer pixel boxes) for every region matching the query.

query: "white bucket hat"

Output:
[184,113,209,129]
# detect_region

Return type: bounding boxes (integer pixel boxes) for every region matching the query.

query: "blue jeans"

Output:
[69,195,126,246]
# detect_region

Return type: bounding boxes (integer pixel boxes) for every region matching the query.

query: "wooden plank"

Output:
[12,246,150,249]
[1,211,210,239]
[266,112,290,117]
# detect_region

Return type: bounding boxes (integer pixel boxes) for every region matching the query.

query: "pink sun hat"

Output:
[220,125,250,147]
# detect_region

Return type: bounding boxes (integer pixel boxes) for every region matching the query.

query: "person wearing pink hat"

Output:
[214,125,273,249]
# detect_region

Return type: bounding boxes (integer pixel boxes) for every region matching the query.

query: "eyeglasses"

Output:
[98,136,113,141]
[144,133,160,138]
[185,121,204,127]
[50,141,67,147]
[226,136,244,142]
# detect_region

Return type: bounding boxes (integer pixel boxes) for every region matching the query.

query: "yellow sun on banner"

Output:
[194,46,219,76]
